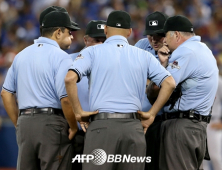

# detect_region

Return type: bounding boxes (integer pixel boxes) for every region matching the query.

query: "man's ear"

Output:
[53,28,62,40]
[104,25,108,35]
[127,28,132,38]
[83,36,87,46]
[175,31,181,42]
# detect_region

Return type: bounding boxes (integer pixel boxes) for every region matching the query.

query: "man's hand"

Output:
[137,110,155,134]
[79,121,90,132]
[1,90,19,127]
[75,110,99,121]
[75,110,99,132]
[68,128,77,140]
[65,71,99,132]
[158,46,171,67]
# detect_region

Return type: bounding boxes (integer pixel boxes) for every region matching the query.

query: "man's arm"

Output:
[146,46,170,104]
[1,89,19,127]
[65,71,83,120]
[138,76,176,133]
[65,70,98,132]
[55,57,80,138]
[146,79,158,104]
[146,45,171,103]
[61,97,78,140]
[146,81,160,105]
[148,76,175,116]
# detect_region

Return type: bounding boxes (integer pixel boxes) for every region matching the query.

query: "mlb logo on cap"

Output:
[85,20,106,38]
[106,10,131,29]
[116,23,121,27]
[149,20,158,26]
[97,24,105,29]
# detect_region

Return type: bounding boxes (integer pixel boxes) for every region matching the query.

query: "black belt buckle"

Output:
[48,108,53,114]
[188,110,194,119]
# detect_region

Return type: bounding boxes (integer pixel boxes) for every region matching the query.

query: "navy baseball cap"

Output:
[40,6,80,30]
[144,11,168,35]
[42,11,78,31]
[164,15,194,33]
[106,10,131,29]
[85,20,106,38]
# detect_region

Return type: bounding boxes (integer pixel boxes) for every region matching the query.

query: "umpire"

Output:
[135,11,168,170]
[65,10,175,170]
[1,10,79,170]
[151,15,219,170]
[70,20,106,124]
[70,20,106,170]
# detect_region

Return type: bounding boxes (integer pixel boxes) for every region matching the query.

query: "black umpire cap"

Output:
[41,11,78,31]
[85,20,106,38]
[163,15,194,33]
[106,10,131,29]
[40,6,80,30]
[143,11,168,35]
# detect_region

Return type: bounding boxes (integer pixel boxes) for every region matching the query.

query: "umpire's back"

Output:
[86,37,168,113]
[71,11,170,113]
[14,38,71,109]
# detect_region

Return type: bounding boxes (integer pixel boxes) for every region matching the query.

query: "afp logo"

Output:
[149,20,158,26]
[72,149,107,165]
[97,24,105,29]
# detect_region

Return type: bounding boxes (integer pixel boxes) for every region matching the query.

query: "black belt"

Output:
[90,112,140,122]
[162,110,211,123]
[19,108,64,117]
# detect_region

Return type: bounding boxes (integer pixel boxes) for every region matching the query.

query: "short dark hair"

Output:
[41,27,66,37]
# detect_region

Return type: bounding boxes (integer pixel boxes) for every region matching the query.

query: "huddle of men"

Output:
[0,5,218,170]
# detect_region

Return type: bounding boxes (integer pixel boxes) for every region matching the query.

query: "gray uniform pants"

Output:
[82,119,146,170]
[16,113,73,170]
[159,118,207,170]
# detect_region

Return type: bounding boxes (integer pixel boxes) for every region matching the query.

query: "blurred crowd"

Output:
[0,0,222,118]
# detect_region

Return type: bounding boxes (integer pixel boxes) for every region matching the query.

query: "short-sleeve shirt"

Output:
[3,37,72,109]
[135,38,159,60]
[164,36,218,115]
[70,52,90,112]
[135,38,162,113]
[70,52,89,130]
[70,35,171,113]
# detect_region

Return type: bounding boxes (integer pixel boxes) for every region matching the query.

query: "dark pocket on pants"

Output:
[45,124,70,145]
[91,127,107,132]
